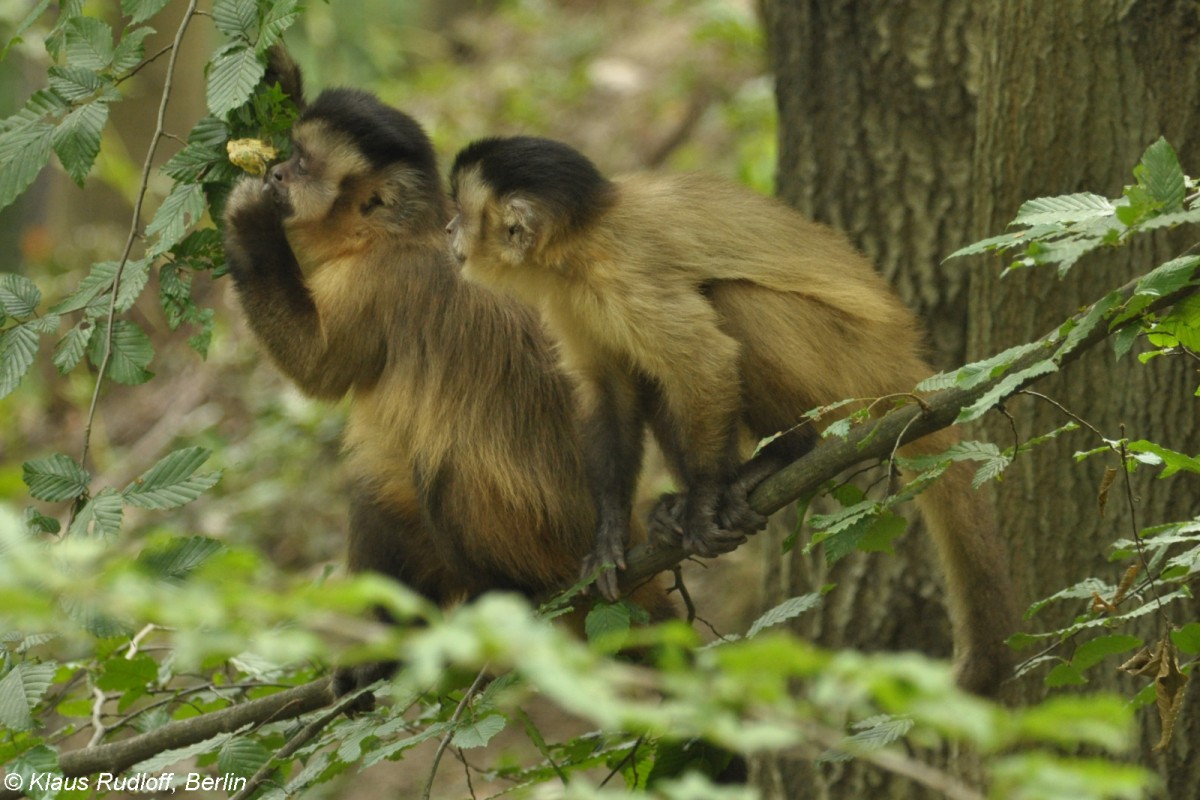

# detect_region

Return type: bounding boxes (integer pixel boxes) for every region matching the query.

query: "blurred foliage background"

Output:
[0,0,772,601]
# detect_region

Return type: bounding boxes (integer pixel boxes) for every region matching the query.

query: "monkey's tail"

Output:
[903,427,1020,696]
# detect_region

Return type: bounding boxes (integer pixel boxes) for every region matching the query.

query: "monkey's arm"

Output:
[223,179,383,399]
[574,363,646,602]
[637,294,755,556]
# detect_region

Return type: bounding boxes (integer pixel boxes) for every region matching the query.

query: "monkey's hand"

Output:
[652,489,749,559]
[716,478,769,534]
[222,177,289,279]
[582,522,629,602]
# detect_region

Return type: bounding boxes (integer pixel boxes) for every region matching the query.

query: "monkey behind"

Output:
[448,136,1018,695]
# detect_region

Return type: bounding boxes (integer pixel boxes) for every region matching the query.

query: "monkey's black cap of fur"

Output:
[303,88,438,177]
[451,136,613,230]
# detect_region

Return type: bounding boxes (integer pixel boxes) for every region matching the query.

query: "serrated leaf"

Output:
[0,272,42,318]
[23,453,90,502]
[53,100,109,186]
[746,593,822,638]
[206,44,265,118]
[62,16,115,70]
[213,0,259,40]
[585,601,632,646]
[0,662,57,731]
[162,141,222,182]
[956,359,1058,423]
[89,318,154,384]
[122,0,171,25]
[138,535,225,579]
[1126,440,1200,478]
[47,65,107,101]
[49,260,117,314]
[123,446,220,509]
[259,0,300,51]
[1012,193,1115,226]
[218,737,272,778]
[111,26,154,74]
[1137,137,1186,212]
[114,257,151,312]
[146,181,206,256]
[0,121,54,212]
[452,713,506,749]
[1133,254,1200,299]
[820,715,914,763]
[67,487,123,536]
[0,323,40,399]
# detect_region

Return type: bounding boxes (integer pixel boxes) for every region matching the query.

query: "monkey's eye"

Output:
[507,224,519,238]
[295,156,308,175]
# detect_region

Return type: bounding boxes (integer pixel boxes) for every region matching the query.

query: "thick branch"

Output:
[616,266,1199,591]
[0,680,333,799]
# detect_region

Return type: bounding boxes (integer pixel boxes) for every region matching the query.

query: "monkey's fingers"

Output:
[646,492,686,547]
[718,493,768,534]
[682,525,748,559]
[580,552,624,602]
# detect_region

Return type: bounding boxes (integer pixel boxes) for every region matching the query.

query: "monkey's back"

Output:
[613,173,933,429]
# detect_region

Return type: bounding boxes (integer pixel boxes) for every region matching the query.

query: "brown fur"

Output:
[222,95,673,696]
[449,151,1017,695]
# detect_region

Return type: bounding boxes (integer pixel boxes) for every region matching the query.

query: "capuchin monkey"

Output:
[446,136,1018,695]
[221,63,674,696]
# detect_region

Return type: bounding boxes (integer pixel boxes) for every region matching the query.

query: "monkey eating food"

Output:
[221,70,674,696]
[447,135,1018,694]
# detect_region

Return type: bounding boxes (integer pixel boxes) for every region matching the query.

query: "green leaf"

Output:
[53,100,109,186]
[956,359,1058,423]
[122,0,171,25]
[1071,634,1142,670]
[114,257,152,312]
[1126,440,1200,478]
[146,182,206,256]
[67,487,123,536]
[819,715,914,762]
[97,653,157,691]
[259,0,301,51]
[746,593,822,638]
[0,662,57,731]
[89,318,154,384]
[452,713,507,749]
[585,601,632,648]
[206,44,265,118]
[1172,622,1200,655]
[0,121,54,212]
[1136,137,1186,212]
[47,65,107,101]
[0,273,42,318]
[111,26,154,74]
[123,447,221,510]
[22,453,90,502]
[1045,663,1087,688]
[1132,254,1200,300]
[1012,193,1114,226]
[213,0,260,40]
[0,322,40,399]
[218,737,272,778]
[138,536,226,580]
[62,16,115,70]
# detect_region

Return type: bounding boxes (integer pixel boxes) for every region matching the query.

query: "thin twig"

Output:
[422,668,491,800]
[229,688,375,800]
[77,0,199,501]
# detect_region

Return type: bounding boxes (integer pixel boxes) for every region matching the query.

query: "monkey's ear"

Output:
[501,196,542,260]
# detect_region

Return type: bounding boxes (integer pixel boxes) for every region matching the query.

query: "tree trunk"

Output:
[760,0,1200,797]
[758,2,984,797]
[969,3,1200,797]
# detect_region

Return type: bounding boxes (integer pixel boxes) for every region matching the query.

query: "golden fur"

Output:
[450,152,1017,695]
[223,97,674,696]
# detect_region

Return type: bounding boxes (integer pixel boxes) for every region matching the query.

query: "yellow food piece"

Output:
[226,138,278,176]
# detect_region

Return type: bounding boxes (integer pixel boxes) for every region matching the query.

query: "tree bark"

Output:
[760,0,1200,797]
[969,3,1200,797]
[759,2,984,797]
